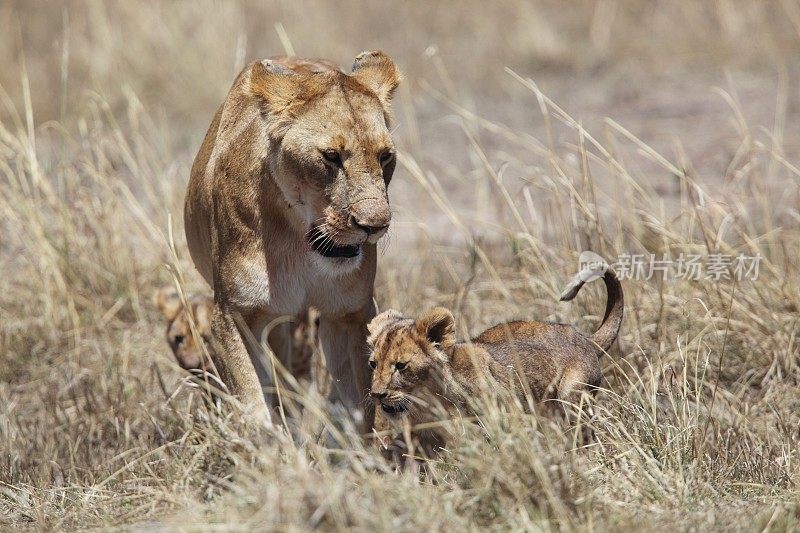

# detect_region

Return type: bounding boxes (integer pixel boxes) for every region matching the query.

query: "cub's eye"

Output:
[379,150,395,166]
[173,335,185,346]
[394,361,407,371]
[368,360,377,370]
[322,149,342,167]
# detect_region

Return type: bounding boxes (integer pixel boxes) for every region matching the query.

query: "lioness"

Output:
[184,52,401,427]
[366,266,623,454]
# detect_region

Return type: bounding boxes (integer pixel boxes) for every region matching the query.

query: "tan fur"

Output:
[153,286,215,371]
[183,52,401,426]
[367,269,623,453]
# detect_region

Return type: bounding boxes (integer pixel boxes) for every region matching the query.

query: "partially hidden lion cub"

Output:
[154,286,215,371]
[154,286,320,382]
[366,266,623,454]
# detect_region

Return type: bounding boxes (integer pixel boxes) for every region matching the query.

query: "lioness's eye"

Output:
[368,360,377,370]
[395,361,407,371]
[379,150,395,166]
[174,335,185,346]
[322,149,342,167]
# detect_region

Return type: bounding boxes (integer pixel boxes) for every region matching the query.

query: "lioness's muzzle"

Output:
[306,226,361,258]
[349,198,391,236]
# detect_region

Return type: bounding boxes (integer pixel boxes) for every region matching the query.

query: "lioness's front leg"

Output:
[318,302,376,431]
[210,304,272,426]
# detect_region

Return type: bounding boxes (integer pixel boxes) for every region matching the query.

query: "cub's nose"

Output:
[370,389,388,400]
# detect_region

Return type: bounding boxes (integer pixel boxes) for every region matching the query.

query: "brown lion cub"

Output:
[154,286,215,371]
[366,267,623,439]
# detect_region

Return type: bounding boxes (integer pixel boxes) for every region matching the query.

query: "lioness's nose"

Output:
[349,215,389,235]
[349,199,391,235]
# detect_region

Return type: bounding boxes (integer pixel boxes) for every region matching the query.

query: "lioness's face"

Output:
[366,308,456,420]
[251,52,401,274]
[277,88,395,263]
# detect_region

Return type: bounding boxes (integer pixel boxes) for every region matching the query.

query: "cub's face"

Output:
[251,52,401,275]
[366,308,456,420]
[153,287,214,371]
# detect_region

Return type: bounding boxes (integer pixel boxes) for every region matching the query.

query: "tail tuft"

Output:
[560,262,608,301]
[559,260,623,354]
[559,275,586,302]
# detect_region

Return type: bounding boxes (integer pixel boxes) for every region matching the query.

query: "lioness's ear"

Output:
[249,59,304,116]
[351,51,401,107]
[416,307,456,349]
[153,286,181,321]
[367,309,403,342]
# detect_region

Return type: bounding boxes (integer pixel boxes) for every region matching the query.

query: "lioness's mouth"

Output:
[381,401,408,415]
[306,227,361,259]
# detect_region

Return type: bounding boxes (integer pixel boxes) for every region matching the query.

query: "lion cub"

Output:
[153,286,321,382]
[366,267,623,446]
[153,286,215,371]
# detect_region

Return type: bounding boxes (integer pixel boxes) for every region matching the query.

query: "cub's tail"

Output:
[559,262,623,354]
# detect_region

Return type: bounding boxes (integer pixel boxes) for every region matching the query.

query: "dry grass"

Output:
[1,1,799,530]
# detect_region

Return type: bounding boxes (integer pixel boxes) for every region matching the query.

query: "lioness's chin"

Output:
[310,251,364,276]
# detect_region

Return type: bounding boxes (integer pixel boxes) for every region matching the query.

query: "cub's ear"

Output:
[191,295,214,330]
[351,51,401,108]
[416,307,456,349]
[153,286,182,322]
[367,309,404,342]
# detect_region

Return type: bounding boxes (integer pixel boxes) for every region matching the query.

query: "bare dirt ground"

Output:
[1,1,799,530]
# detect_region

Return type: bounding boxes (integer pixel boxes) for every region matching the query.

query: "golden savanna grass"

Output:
[1,1,799,530]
